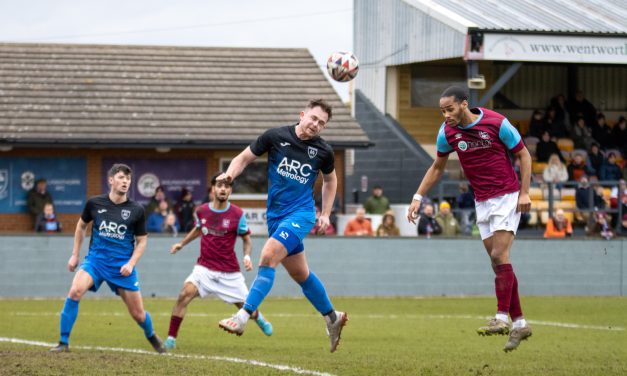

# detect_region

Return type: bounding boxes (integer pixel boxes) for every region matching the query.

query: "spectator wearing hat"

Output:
[27,178,54,228]
[364,185,390,214]
[435,201,461,237]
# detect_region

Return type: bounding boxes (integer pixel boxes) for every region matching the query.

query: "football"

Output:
[326,51,359,82]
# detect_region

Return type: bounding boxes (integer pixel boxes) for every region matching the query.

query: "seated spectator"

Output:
[543,209,572,238]
[569,90,597,129]
[599,153,623,181]
[586,211,614,240]
[587,143,605,180]
[310,206,336,236]
[435,201,460,237]
[545,107,568,139]
[567,153,593,182]
[375,210,400,237]
[417,203,442,238]
[542,154,569,186]
[364,185,390,214]
[144,186,174,216]
[147,200,176,233]
[528,109,546,138]
[35,202,62,233]
[162,212,180,236]
[610,116,626,156]
[176,188,196,232]
[536,131,564,163]
[570,116,594,151]
[343,207,373,236]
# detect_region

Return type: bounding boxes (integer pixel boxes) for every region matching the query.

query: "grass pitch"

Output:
[1,297,626,375]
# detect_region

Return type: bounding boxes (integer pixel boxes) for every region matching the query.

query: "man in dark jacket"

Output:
[27,178,54,228]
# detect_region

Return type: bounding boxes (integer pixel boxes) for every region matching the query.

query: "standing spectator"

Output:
[528,109,546,138]
[457,182,475,235]
[545,107,568,139]
[176,188,196,232]
[599,153,623,182]
[147,200,176,233]
[570,117,594,151]
[35,202,62,233]
[575,176,603,223]
[542,154,569,185]
[435,201,460,237]
[535,131,563,163]
[375,211,400,237]
[363,185,390,214]
[610,116,626,157]
[567,153,593,182]
[587,143,605,180]
[569,90,597,129]
[592,114,613,150]
[343,207,373,236]
[543,209,572,238]
[417,203,442,238]
[310,206,336,236]
[144,186,173,216]
[27,178,54,227]
[550,94,570,128]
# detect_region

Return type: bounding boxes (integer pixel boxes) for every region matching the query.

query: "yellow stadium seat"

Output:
[557,138,574,152]
[555,200,577,209]
[561,188,576,201]
[532,162,547,174]
[543,188,560,200]
[529,187,543,200]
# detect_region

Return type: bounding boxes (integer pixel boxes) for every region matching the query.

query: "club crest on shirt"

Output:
[121,209,131,220]
[222,218,230,228]
[458,141,468,151]
[479,131,490,140]
[308,146,318,159]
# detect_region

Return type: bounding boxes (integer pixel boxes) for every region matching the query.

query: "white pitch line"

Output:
[0,337,335,376]
[8,311,624,331]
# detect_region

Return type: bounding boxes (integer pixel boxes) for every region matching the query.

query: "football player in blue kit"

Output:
[50,164,165,353]
[218,99,348,352]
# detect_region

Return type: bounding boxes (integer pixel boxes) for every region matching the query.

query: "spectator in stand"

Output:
[575,176,594,210]
[570,116,594,151]
[310,206,336,236]
[592,114,613,150]
[343,207,372,236]
[435,201,460,237]
[599,152,623,182]
[528,109,546,138]
[543,209,572,238]
[536,131,564,163]
[145,186,174,216]
[621,214,627,236]
[27,178,54,228]
[417,203,442,238]
[363,185,390,214]
[542,154,569,186]
[176,188,196,232]
[569,90,597,129]
[545,107,568,139]
[586,143,605,180]
[567,153,593,182]
[609,179,627,228]
[587,210,613,240]
[147,200,178,233]
[375,210,400,237]
[162,212,179,236]
[456,182,475,235]
[35,202,62,233]
[550,94,570,128]
[201,186,213,204]
[610,116,627,157]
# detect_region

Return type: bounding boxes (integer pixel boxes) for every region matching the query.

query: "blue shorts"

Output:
[81,256,140,295]
[268,211,315,256]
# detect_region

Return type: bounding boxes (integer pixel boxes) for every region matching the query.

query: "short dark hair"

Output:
[210,172,232,187]
[306,99,332,121]
[440,86,469,102]
[108,163,132,177]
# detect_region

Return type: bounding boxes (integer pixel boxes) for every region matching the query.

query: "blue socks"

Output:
[59,297,80,344]
[137,311,154,338]
[299,271,333,315]
[244,266,275,313]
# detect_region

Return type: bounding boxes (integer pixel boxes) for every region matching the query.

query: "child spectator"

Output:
[35,202,62,233]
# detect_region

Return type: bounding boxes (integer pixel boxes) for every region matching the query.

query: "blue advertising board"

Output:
[0,157,87,213]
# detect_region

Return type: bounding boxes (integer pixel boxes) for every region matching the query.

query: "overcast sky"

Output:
[0,0,354,101]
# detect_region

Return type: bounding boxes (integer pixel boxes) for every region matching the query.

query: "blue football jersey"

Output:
[250,124,335,220]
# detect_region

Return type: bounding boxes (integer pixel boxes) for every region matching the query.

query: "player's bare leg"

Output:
[119,289,165,353]
[283,252,348,353]
[165,282,199,349]
[51,270,94,353]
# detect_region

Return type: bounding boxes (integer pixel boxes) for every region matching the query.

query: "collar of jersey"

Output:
[457,108,484,129]
[209,202,230,213]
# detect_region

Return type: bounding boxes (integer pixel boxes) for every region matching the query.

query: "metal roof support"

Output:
[478,62,523,107]
[467,60,480,107]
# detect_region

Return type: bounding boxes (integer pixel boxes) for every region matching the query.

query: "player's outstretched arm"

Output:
[241,233,253,271]
[407,155,448,223]
[120,235,147,277]
[68,219,88,272]
[219,147,258,183]
[170,227,201,254]
[318,170,337,233]
[515,146,532,213]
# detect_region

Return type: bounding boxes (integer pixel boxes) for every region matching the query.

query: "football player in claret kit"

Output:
[50,163,165,353]
[217,99,348,353]
[163,173,273,350]
[407,87,533,352]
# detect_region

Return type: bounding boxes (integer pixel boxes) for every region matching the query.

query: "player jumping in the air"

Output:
[407,87,533,352]
[217,99,348,352]
[50,163,165,353]
[164,173,273,350]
